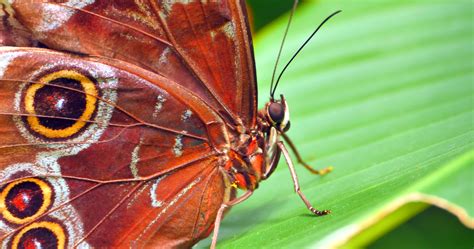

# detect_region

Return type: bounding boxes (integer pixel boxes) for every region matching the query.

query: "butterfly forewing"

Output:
[8,0,257,127]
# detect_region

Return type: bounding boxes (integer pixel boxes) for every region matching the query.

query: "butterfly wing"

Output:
[0,47,233,247]
[8,0,257,127]
[0,3,34,47]
[0,0,256,247]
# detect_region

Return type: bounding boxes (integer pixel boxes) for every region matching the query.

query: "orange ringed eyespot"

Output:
[23,70,98,139]
[0,178,52,224]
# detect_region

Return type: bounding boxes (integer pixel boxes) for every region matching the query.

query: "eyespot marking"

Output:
[11,221,66,249]
[0,178,52,224]
[23,70,98,139]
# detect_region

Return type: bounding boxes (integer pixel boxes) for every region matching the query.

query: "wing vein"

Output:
[151,3,240,125]
[190,165,219,238]
[0,78,208,141]
[74,181,146,247]
[54,3,173,47]
[0,152,218,244]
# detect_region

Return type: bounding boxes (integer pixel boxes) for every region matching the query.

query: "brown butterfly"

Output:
[0,0,337,248]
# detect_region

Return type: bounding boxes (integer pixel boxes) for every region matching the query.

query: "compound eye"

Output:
[268,102,285,124]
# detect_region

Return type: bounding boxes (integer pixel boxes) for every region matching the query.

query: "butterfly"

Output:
[0,0,337,248]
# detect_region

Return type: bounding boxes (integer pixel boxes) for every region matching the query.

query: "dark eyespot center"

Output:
[5,181,44,219]
[33,78,86,130]
[11,222,65,249]
[268,102,285,124]
[21,69,99,139]
[18,227,58,248]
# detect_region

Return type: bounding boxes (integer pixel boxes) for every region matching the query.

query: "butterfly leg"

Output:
[277,141,331,216]
[211,190,253,249]
[282,133,333,175]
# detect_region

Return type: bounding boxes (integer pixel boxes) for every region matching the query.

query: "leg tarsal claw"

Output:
[304,164,333,175]
[278,142,331,219]
[310,207,331,216]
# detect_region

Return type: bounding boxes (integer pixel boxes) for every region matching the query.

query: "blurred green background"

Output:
[197,0,473,248]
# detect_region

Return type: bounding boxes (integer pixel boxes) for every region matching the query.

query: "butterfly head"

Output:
[265,94,290,133]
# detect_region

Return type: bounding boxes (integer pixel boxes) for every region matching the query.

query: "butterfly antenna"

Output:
[270,10,342,98]
[270,0,299,100]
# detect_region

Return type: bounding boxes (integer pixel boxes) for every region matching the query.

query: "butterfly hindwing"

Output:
[0,47,235,247]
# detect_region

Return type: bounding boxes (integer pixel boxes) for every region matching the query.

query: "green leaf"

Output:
[197,0,473,248]
[368,206,474,249]
[246,0,294,31]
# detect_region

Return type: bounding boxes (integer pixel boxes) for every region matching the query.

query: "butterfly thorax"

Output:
[225,96,290,191]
